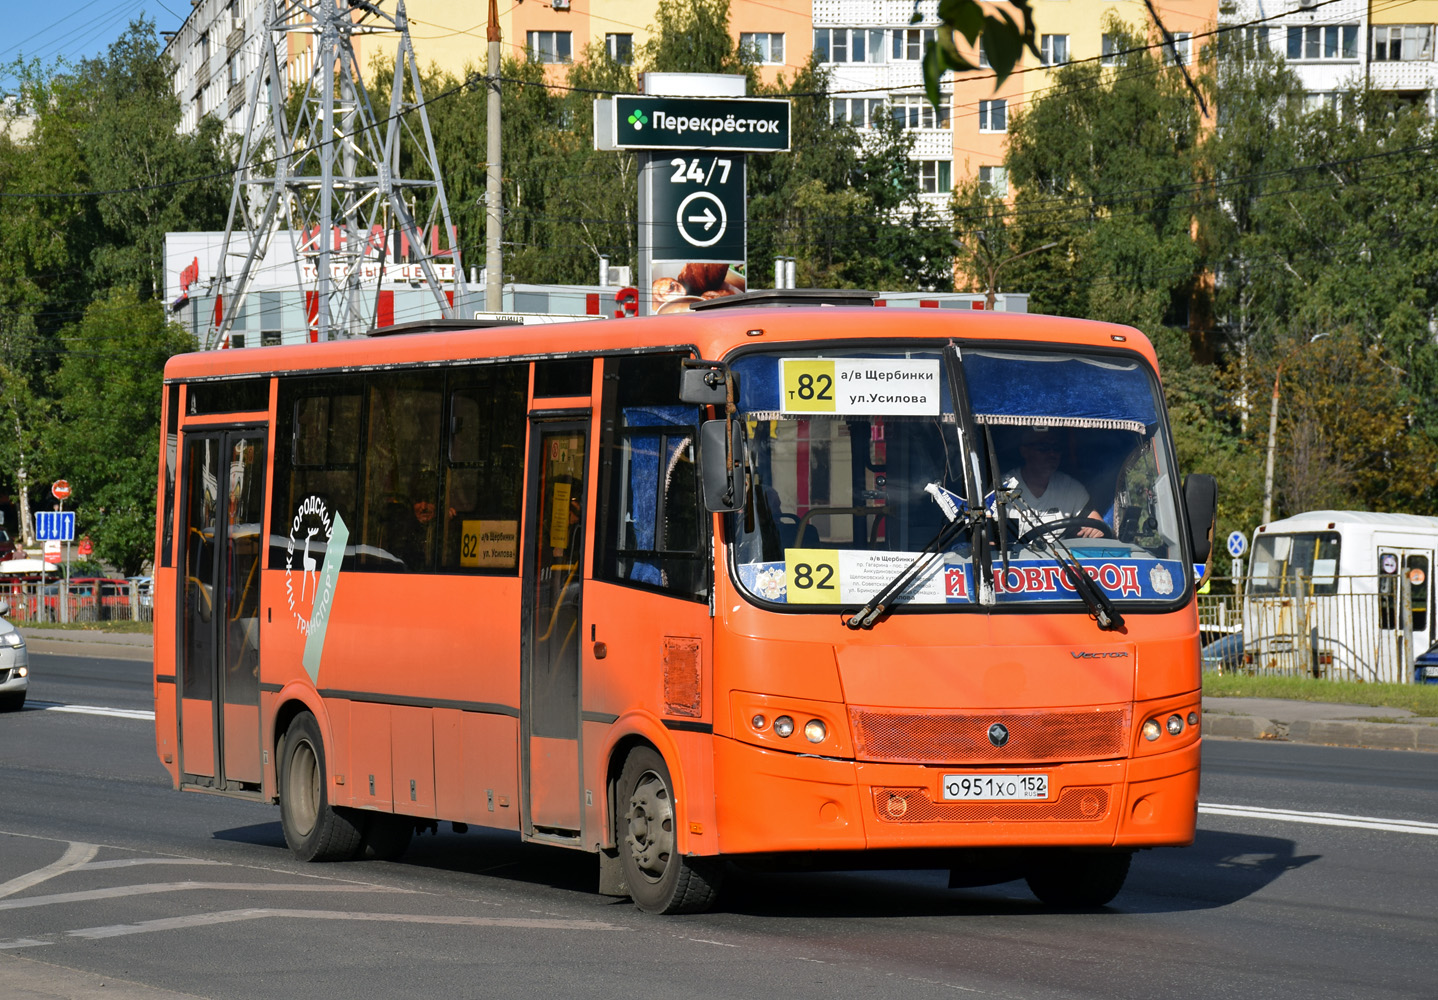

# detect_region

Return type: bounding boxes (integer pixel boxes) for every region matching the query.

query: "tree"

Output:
[925,0,1037,104]
[43,289,195,574]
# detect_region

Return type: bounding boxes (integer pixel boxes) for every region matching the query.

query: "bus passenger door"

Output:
[521,420,589,838]
[177,429,267,794]
[1378,547,1432,667]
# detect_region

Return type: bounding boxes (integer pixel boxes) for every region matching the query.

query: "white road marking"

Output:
[0,881,409,912]
[0,841,98,900]
[1200,802,1438,836]
[28,701,154,721]
[65,908,626,940]
[78,858,224,871]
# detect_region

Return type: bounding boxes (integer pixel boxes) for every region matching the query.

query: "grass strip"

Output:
[1204,672,1438,716]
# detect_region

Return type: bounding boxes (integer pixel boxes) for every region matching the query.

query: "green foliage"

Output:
[925,0,1038,104]
[42,288,195,575]
[1203,671,1438,716]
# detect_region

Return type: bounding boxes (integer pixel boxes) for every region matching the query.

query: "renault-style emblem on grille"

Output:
[988,723,1010,748]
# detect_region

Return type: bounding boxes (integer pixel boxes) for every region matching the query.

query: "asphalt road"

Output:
[1,651,1435,999]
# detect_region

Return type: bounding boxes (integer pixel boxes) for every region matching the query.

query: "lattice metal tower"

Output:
[207,0,468,348]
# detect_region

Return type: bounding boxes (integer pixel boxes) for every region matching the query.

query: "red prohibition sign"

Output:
[52,480,71,502]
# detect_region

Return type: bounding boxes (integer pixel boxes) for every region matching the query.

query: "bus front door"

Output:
[1378,546,1432,679]
[177,430,267,795]
[521,420,589,839]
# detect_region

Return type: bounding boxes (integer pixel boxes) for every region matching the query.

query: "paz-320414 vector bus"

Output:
[153,290,1216,914]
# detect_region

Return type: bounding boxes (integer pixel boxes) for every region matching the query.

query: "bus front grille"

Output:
[848,706,1131,764]
[872,786,1111,824]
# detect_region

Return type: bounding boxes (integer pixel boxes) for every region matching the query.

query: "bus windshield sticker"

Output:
[461,519,519,569]
[301,511,348,685]
[780,359,941,416]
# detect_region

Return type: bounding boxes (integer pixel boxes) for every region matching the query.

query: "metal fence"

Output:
[1,579,153,624]
[1197,575,1427,684]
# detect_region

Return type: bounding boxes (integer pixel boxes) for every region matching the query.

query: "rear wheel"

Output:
[1025,849,1133,908]
[617,746,722,914]
[278,712,363,861]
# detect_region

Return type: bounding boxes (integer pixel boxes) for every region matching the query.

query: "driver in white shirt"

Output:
[1002,427,1107,539]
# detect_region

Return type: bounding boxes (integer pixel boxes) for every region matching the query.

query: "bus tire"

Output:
[1025,849,1132,908]
[278,712,363,862]
[617,746,722,914]
[361,814,413,861]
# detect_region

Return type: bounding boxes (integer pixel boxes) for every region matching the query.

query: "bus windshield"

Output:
[1249,532,1342,596]
[729,345,1188,611]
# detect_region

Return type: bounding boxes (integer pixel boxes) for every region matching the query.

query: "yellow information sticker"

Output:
[784,548,842,604]
[461,519,519,569]
[781,359,838,413]
[549,482,573,549]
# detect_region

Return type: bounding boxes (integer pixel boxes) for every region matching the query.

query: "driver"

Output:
[1002,427,1106,540]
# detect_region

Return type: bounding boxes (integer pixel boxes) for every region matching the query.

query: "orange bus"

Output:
[153,291,1215,913]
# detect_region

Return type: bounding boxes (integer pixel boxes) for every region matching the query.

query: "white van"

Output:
[1246,510,1438,683]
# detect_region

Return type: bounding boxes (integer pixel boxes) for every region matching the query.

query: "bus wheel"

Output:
[617,747,722,914]
[278,713,364,862]
[1024,849,1132,908]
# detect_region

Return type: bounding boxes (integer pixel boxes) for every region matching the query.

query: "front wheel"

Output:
[1025,849,1132,908]
[278,712,364,862]
[617,746,722,914]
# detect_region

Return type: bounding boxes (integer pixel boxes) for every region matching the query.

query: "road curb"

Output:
[1203,712,1438,752]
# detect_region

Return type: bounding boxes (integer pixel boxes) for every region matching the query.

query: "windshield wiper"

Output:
[843,483,974,630]
[1001,482,1125,632]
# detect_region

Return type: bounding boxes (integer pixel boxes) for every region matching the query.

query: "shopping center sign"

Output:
[607,96,791,153]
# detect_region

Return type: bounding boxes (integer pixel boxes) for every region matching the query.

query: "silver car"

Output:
[0,602,28,712]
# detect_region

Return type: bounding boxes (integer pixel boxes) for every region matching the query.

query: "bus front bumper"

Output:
[711,735,1200,856]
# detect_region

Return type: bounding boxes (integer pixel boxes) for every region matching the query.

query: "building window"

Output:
[261,331,281,347]
[1164,31,1191,65]
[1040,34,1068,66]
[979,165,1008,197]
[605,33,633,64]
[831,96,886,128]
[199,31,211,62]
[1371,25,1435,62]
[527,30,572,64]
[918,160,952,195]
[227,56,241,88]
[230,333,247,349]
[890,94,951,129]
[1102,33,1122,66]
[740,32,784,64]
[978,40,990,68]
[1286,25,1359,61]
[814,27,885,63]
[978,98,1007,133]
[892,28,936,62]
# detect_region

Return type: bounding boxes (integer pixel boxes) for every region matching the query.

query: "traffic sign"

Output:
[42,540,61,565]
[649,155,746,262]
[52,480,71,502]
[36,510,75,542]
[1226,531,1247,558]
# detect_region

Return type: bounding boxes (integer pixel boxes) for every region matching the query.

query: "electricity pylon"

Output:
[207,0,468,348]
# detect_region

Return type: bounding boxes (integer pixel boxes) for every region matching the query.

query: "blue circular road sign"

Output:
[1226,531,1248,558]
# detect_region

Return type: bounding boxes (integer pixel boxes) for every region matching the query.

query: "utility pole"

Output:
[485,0,503,312]
[207,0,468,348]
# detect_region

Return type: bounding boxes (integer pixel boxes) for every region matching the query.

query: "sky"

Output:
[2,0,186,90]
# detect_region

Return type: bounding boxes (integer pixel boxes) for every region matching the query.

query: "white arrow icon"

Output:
[676,191,727,248]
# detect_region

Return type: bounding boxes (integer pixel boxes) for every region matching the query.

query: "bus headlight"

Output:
[1142,718,1162,742]
[773,715,795,738]
[1167,714,1184,736]
[750,714,767,731]
[803,719,827,743]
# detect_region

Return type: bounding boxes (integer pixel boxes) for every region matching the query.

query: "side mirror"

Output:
[1183,473,1217,563]
[679,360,733,407]
[699,418,747,513]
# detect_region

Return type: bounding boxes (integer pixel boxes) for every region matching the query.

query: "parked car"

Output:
[41,577,132,622]
[1201,632,1244,672]
[127,576,153,609]
[0,600,29,711]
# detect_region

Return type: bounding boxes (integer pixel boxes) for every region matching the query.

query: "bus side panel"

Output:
[581,583,716,851]
[348,701,393,810]
[391,705,436,818]
[1131,618,1202,704]
[433,709,521,830]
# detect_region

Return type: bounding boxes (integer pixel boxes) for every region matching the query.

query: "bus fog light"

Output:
[1167,714,1184,736]
[1188,711,1199,727]
[1142,719,1162,742]
[774,715,795,738]
[803,720,827,743]
[750,714,767,731]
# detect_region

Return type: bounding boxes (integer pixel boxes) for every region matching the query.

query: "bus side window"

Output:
[440,364,526,572]
[270,377,361,572]
[597,354,707,602]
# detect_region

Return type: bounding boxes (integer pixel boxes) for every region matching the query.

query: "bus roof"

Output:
[162,307,1157,382]
[1258,510,1438,533]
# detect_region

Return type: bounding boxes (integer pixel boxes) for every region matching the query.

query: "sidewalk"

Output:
[17,626,154,662]
[1203,696,1438,753]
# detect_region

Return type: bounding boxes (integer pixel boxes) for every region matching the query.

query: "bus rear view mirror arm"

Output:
[700,418,747,513]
